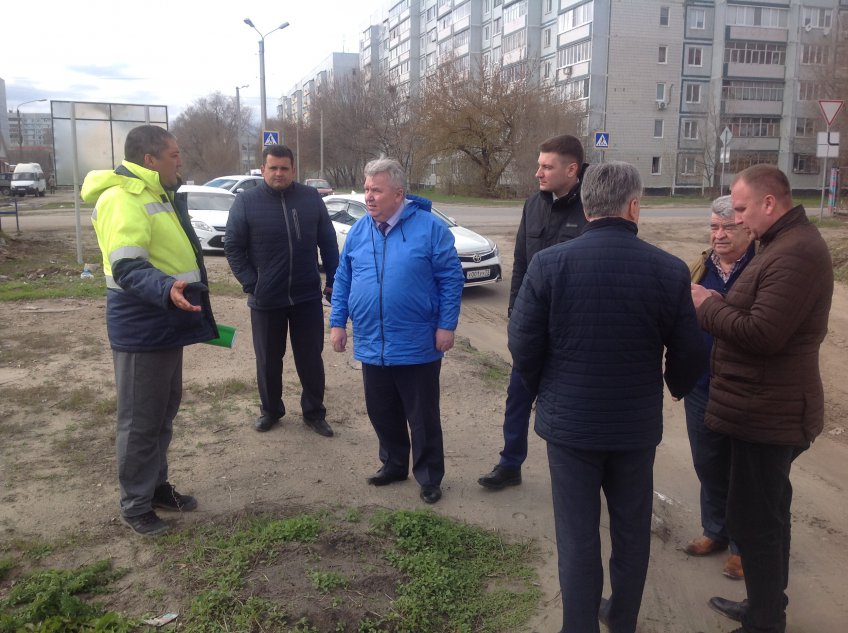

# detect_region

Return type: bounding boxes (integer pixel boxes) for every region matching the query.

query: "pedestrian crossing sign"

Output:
[594,132,609,149]
[263,131,280,146]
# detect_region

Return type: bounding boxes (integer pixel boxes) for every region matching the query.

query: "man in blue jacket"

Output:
[225,145,339,437]
[83,125,218,537]
[508,161,703,633]
[329,158,464,504]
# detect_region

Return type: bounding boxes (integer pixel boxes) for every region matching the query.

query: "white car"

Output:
[324,193,502,287]
[204,174,264,193]
[177,185,236,253]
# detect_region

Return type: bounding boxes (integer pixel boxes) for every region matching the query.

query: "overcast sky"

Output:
[1,0,384,121]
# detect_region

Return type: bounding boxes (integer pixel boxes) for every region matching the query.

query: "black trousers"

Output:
[547,442,656,633]
[361,360,444,487]
[250,299,326,421]
[727,438,806,633]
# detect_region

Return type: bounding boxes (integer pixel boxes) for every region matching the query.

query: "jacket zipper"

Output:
[379,228,387,365]
[281,196,294,304]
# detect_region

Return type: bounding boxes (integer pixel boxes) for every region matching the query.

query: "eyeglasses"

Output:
[709,223,741,233]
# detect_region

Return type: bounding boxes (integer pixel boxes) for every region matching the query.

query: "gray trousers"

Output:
[113,348,183,518]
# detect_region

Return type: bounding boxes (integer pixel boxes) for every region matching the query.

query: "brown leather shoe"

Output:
[723,554,744,580]
[684,535,728,556]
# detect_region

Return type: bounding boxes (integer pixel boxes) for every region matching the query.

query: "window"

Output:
[651,156,662,175]
[544,28,552,47]
[484,0,490,15]
[728,151,778,172]
[493,17,502,34]
[654,119,664,138]
[680,156,698,175]
[546,0,553,12]
[802,7,832,29]
[689,8,706,29]
[484,25,490,41]
[798,81,827,101]
[683,120,700,139]
[724,41,786,65]
[801,44,829,66]
[685,83,701,103]
[795,117,817,137]
[722,80,783,101]
[687,46,703,67]
[559,2,594,31]
[503,0,527,24]
[560,77,590,100]
[558,40,592,67]
[544,60,552,79]
[726,5,788,28]
[793,153,820,174]
[660,6,669,26]
[503,29,526,54]
[656,82,666,101]
[658,45,668,63]
[726,116,781,137]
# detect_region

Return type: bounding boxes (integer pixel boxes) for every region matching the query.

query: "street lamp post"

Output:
[15,98,47,160]
[235,84,249,172]
[243,18,289,133]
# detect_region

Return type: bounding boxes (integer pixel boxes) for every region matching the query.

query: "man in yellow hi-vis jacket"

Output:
[82,125,217,536]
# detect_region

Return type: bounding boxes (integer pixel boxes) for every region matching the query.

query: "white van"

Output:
[11,163,46,197]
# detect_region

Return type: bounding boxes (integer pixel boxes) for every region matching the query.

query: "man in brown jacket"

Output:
[691,165,833,633]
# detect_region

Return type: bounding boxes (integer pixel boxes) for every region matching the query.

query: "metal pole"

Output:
[819,124,830,220]
[71,103,83,264]
[258,37,267,132]
[320,109,324,178]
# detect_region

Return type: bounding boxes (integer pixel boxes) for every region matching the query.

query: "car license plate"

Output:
[466,268,491,280]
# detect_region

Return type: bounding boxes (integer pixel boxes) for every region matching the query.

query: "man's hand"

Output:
[170,280,202,312]
[323,285,333,304]
[435,328,455,352]
[330,326,347,352]
[690,283,720,309]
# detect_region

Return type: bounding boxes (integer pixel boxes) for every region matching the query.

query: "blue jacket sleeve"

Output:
[328,235,352,328]
[432,223,464,331]
[224,195,257,294]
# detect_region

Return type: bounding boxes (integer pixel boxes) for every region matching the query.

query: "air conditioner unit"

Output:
[656,100,668,110]
[804,23,813,32]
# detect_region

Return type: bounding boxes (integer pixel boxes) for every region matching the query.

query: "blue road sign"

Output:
[263,131,280,146]
[594,131,609,149]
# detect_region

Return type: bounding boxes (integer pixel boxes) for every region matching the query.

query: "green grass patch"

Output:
[453,337,511,387]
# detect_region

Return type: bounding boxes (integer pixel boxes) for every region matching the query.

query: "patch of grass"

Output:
[0,559,132,633]
[454,337,511,387]
[307,569,349,594]
[370,509,541,633]
[0,559,14,583]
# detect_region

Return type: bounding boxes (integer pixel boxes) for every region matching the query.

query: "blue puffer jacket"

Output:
[329,195,465,366]
[508,217,704,450]
[225,180,339,310]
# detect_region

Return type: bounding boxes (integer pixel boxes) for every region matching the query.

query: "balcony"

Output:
[726,62,785,80]
[723,100,783,116]
[728,26,788,43]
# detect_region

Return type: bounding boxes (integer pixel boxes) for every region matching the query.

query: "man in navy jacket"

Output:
[508,161,703,633]
[225,145,339,437]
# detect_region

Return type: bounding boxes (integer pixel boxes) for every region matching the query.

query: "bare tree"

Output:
[171,92,240,183]
[414,59,582,197]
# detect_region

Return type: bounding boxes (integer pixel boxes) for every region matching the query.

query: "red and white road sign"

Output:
[818,100,845,127]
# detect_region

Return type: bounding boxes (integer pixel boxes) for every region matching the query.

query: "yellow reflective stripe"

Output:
[108,245,148,266]
[144,201,173,216]
[105,270,200,290]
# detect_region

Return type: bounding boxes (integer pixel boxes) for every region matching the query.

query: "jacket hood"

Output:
[81,161,165,204]
[401,194,432,218]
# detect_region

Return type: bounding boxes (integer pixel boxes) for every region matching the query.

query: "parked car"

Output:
[0,173,12,196]
[305,178,334,197]
[324,193,502,287]
[177,184,236,253]
[204,174,263,194]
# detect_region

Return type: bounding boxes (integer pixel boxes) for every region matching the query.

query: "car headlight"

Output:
[191,219,214,233]
[487,239,499,257]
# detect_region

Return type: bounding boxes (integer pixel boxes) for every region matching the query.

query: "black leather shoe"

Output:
[478,465,522,490]
[420,485,442,504]
[254,415,280,432]
[304,417,333,437]
[367,468,408,486]
[708,596,747,622]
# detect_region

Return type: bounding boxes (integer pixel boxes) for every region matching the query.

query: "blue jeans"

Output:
[547,442,656,633]
[497,367,535,469]
[684,383,737,553]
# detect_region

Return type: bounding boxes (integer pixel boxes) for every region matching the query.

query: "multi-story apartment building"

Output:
[334,0,848,192]
[282,52,360,123]
[7,110,52,149]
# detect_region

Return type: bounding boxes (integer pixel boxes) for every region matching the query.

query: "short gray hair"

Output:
[581,162,642,218]
[364,158,406,190]
[711,195,733,221]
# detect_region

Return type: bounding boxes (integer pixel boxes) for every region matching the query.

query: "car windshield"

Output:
[13,173,37,181]
[204,178,238,189]
[308,179,331,188]
[187,193,234,211]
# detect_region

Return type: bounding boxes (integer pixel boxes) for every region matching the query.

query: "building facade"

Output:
[282,52,360,123]
[351,0,846,192]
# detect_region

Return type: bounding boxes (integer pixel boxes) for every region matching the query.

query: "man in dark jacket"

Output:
[83,125,218,537]
[478,134,588,490]
[225,145,339,437]
[509,161,703,633]
[692,165,833,633]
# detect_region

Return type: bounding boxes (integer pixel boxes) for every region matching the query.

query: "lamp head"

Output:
[244,18,255,28]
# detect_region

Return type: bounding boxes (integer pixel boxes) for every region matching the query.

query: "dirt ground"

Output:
[1,209,847,633]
